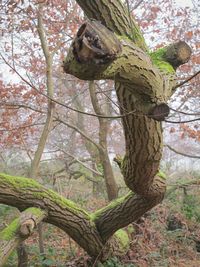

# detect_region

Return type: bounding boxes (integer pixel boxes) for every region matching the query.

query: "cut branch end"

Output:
[164,41,192,69]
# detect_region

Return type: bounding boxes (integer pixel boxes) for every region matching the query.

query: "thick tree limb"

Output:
[75,0,148,51]
[63,21,176,106]
[0,173,104,258]
[0,173,165,260]
[63,18,192,202]
[0,0,193,263]
[0,208,47,267]
[92,177,165,241]
[157,41,192,69]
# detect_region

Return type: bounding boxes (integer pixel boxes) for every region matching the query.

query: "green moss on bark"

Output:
[0,218,19,241]
[150,48,175,74]
[0,208,44,241]
[131,27,148,51]
[114,229,129,251]
[0,173,41,190]
[0,173,90,217]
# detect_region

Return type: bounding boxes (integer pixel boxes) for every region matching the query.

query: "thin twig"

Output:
[63,151,103,177]
[1,53,141,120]
[169,107,200,116]
[132,0,144,11]
[165,117,200,123]
[174,70,200,89]
[165,144,200,159]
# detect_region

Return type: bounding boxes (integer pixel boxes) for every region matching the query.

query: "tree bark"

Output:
[0,173,163,260]
[0,174,104,259]
[0,207,47,267]
[0,0,192,263]
[75,0,148,51]
[63,20,175,199]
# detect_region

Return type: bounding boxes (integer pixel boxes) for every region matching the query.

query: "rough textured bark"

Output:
[0,208,47,267]
[63,20,172,200]
[0,174,104,259]
[0,0,192,263]
[75,0,148,51]
[0,173,162,259]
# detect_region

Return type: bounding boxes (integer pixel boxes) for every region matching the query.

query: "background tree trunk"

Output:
[89,81,118,200]
[28,3,55,261]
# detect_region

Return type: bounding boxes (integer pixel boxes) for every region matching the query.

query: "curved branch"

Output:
[169,107,200,116]
[165,144,200,159]
[55,116,103,152]
[165,117,200,124]
[0,173,104,258]
[174,70,200,89]
[0,103,45,114]
[93,175,166,241]
[0,173,166,259]
[63,21,167,105]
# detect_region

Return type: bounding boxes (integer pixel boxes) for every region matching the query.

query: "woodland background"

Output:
[0,0,200,266]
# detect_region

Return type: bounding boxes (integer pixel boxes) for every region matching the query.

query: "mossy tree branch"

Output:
[0,174,105,258]
[0,173,164,260]
[0,0,192,263]
[63,18,191,201]
[63,20,186,119]
[0,208,47,267]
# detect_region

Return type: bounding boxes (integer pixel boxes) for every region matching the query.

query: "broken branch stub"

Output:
[19,219,35,237]
[164,41,192,69]
[72,20,122,64]
[148,103,170,121]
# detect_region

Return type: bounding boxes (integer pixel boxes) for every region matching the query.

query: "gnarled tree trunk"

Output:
[0,0,192,264]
